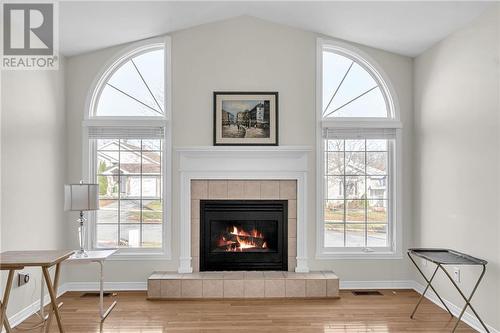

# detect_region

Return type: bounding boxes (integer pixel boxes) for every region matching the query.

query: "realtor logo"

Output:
[2,2,58,69]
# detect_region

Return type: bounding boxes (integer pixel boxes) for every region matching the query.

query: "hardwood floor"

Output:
[14,290,475,332]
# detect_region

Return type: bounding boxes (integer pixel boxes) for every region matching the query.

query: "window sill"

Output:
[93,249,171,261]
[316,251,402,260]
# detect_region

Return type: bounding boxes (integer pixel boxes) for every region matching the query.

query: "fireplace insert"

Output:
[199,200,288,271]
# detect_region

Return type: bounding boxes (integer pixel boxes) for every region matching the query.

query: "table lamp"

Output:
[64,181,99,257]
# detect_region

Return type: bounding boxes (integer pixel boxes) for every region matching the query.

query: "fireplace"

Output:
[200,200,288,271]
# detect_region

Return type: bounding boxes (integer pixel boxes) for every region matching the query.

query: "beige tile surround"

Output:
[148,271,339,299]
[191,180,298,272]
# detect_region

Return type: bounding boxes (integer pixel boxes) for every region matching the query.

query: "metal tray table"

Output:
[408,248,489,333]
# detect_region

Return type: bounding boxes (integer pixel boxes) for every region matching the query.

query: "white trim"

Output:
[64,281,147,291]
[177,147,311,273]
[7,284,69,328]
[315,37,403,259]
[81,36,172,259]
[340,280,414,290]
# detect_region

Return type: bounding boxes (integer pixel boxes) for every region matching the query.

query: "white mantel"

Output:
[177,146,312,273]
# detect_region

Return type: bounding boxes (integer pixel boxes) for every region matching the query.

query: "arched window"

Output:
[92,45,165,117]
[322,51,390,118]
[317,39,401,259]
[84,39,170,258]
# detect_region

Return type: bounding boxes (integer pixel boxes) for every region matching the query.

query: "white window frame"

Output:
[316,38,403,259]
[82,37,172,260]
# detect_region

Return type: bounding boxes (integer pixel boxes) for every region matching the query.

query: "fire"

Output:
[216,225,268,252]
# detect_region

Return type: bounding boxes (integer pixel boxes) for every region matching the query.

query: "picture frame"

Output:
[213,91,279,146]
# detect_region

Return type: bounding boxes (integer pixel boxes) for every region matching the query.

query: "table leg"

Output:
[0,270,15,333]
[440,265,490,333]
[408,253,453,318]
[98,261,116,321]
[42,265,64,333]
[44,263,62,332]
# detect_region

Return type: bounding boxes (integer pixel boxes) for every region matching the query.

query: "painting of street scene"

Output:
[221,100,271,138]
[214,92,278,145]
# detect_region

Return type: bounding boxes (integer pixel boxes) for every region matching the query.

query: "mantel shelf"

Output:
[175,146,313,153]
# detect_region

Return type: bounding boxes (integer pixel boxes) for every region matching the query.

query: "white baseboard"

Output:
[340,280,415,290]
[8,280,498,333]
[413,281,498,333]
[8,284,69,328]
[64,281,147,291]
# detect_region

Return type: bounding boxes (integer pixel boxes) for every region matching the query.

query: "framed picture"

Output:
[213,91,278,146]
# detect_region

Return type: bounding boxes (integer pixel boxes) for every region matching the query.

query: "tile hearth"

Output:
[148,271,339,299]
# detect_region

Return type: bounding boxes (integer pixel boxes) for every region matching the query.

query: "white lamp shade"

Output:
[64,183,99,211]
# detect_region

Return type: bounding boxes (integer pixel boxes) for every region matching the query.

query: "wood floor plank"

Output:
[13,290,476,332]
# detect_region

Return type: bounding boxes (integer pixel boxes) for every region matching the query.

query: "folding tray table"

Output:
[408,248,489,333]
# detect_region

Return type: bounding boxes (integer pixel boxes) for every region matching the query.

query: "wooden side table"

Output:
[64,250,118,321]
[0,250,74,333]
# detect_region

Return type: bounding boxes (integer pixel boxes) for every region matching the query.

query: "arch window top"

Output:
[321,44,396,120]
[91,45,165,118]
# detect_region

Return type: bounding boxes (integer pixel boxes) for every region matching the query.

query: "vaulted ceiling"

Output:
[60,1,492,57]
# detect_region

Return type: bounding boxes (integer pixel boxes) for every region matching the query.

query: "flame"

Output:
[216,225,268,252]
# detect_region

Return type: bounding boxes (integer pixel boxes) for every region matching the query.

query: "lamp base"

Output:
[74,249,88,258]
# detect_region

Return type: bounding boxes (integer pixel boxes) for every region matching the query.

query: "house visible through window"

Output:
[96,139,163,248]
[318,40,400,256]
[324,138,390,248]
[86,42,168,253]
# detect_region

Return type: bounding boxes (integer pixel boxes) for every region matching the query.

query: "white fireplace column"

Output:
[177,146,311,274]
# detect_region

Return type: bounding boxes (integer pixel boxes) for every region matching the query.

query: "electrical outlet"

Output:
[18,272,30,287]
[453,267,461,283]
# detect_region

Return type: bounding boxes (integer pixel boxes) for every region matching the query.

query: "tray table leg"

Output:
[439,265,489,333]
[408,253,453,318]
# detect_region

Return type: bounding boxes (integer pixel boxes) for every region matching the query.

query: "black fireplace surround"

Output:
[200,200,288,271]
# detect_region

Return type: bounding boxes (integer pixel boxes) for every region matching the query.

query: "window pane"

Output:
[142,224,162,248]
[97,139,120,151]
[325,200,344,223]
[119,224,141,248]
[120,199,141,223]
[119,175,141,199]
[346,224,365,247]
[142,176,162,198]
[346,200,366,223]
[142,139,161,151]
[366,152,387,175]
[345,176,365,199]
[97,200,118,223]
[96,224,118,248]
[95,48,164,117]
[120,152,142,175]
[345,139,365,151]
[367,176,388,199]
[366,139,387,151]
[367,224,388,247]
[326,139,343,151]
[326,176,343,200]
[143,199,163,224]
[324,223,344,247]
[345,152,365,175]
[97,176,118,199]
[326,152,344,175]
[142,151,161,174]
[322,51,389,119]
[368,200,388,223]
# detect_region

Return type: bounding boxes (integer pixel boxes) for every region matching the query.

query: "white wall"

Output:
[414,5,499,330]
[65,16,414,284]
[0,59,67,319]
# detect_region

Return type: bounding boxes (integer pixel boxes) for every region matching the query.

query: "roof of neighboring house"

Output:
[97,140,160,175]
